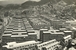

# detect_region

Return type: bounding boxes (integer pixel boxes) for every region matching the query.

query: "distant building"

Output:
[2,41,40,50]
[0,19,4,44]
[2,17,37,44]
[36,39,57,50]
[60,35,72,47]
[40,29,65,42]
[64,31,73,36]
[42,31,51,42]
[65,20,76,30]
[2,30,37,44]
[42,42,60,50]
[40,29,48,42]
[63,35,72,43]
[28,17,51,30]
[0,25,4,43]
[72,27,76,39]
[50,31,64,41]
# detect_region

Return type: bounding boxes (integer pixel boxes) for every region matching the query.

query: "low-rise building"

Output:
[36,39,57,50]
[2,41,40,50]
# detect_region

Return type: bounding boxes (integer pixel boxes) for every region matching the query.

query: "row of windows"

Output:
[12,43,39,49]
[42,44,59,50]
[38,39,56,48]
[23,18,34,31]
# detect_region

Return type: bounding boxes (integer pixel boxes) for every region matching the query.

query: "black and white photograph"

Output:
[0,0,76,50]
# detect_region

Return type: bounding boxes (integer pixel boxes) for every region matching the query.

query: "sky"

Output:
[0,0,41,4]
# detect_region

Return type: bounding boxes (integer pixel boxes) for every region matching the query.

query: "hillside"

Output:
[21,0,60,8]
[21,0,76,8]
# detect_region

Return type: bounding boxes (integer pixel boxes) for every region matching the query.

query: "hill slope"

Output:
[21,0,76,8]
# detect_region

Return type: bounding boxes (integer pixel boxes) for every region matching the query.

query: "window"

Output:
[13,29,18,30]
[8,49,13,50]
[22,33,27,35]
[20,49,22,50]
[14,48,16,50]
[12,33,18,35]
[4,33,11,34]
[51,31,54,33]
[9,45,13,47]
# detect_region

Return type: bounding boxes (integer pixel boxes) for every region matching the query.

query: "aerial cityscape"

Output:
[0,0,76,50]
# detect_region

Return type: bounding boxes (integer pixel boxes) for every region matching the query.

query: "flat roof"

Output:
[63,35,71,39]
[43,31,51,34]
[13,30,26,32]
[37,39,56,46]
[3,41,38,49]
[64,31,72,32]
[28,33,37,35]
[27,30,35,32]
[7,42,16,45]
[2,34,11,36]
[49,30,59,31]
[51,32,64,35]
[40,29,48,31]
[11,35,28,37]
[4,30,12,33]
[59,28,67,30]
